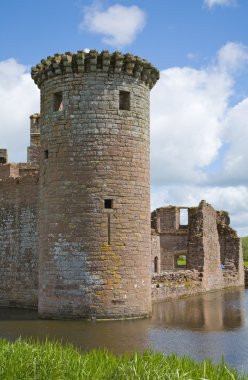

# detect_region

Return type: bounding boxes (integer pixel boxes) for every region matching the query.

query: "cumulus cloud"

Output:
[0,59,39,162]
[204,0,236,9]
[151,63,230,185]
[217,42,248,73]
[80,3,146,48]
[220,98,248,184]
[150,41,248,235]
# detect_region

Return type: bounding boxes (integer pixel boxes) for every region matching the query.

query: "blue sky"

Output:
[1,0,248,235]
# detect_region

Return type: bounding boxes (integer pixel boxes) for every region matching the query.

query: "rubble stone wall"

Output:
[0,174,39,308]
[152,270,202,302]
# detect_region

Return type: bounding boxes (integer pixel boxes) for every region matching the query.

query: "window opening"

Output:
[175,255,187,268]
[104,199,113,209]
[0,157,6,164]
[179,208,188,227]
[119,91,130,110]
[44,150,49,159]
[53,92,63,111]
[154,256,159,273]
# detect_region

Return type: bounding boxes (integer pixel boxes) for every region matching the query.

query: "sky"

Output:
[0,0,248,235]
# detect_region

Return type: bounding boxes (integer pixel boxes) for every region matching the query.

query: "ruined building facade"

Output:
[151,201,244,301]
[0,49,244,319]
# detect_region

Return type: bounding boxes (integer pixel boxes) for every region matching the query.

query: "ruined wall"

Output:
[217,213,244,287]
[0,174,39,307]
[188,201,224,290]
[151,207,188,271]
[159,232,188,270]
[151,206,180,232]
[27,113,41,164]
[152,270,202,302]
[0,163,38,179]
[0,149,8,164]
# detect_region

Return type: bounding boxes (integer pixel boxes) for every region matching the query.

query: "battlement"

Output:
[31,50,160,89]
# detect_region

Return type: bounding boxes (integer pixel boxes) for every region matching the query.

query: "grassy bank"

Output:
[242,236,248,266]
[0,339,246,380]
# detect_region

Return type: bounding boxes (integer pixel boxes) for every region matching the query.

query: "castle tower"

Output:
[31,50,159,319]
[27,113,41,164]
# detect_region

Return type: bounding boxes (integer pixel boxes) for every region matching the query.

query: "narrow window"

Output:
[154,256,159,273]
[53,92,63,111]
[119,91,130,110]
[44,150,49,159]
[107,214,111,245]
[104,199,113,209]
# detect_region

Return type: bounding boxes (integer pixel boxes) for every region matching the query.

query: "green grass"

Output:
[242,236,248,266]
[0,339,246,379]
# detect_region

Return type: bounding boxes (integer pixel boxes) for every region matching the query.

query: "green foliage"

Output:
[177,255,186,266]
[241,237,248,266]
[0,339,246,380]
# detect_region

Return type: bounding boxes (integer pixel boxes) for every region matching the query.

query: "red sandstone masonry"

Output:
[32,50,159,319]
[0,174,39,308]
[151,200,244,300]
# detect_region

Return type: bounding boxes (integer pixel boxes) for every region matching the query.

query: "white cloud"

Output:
[150,42,248,235]
[221,98,248,184]
[80,3,146,48]
[150,64,230,185]
[204,0,236,9]
[0,59,39,162]
[217,42,248,73]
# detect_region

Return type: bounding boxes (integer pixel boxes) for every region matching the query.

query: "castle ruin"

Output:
[0,49,244,319]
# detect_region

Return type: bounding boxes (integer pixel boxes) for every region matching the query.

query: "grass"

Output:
[242,236,248,267]
[0,339,246,379]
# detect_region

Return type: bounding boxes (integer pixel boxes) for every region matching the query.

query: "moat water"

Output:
[0,288,248,373]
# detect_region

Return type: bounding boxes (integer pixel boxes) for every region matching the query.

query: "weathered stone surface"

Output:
[0,174,39,308]
[152,270,202,302]
[27,114,41,165]
[35,50,158,319]
[151,200,244,300]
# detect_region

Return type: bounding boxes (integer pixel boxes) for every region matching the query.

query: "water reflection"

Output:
[152,288,245,331]
[0,288,248,372]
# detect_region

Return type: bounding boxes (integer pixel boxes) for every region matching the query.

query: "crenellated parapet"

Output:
[31,50,160,89]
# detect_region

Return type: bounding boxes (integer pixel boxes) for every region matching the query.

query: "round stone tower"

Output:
[31,50,159,319]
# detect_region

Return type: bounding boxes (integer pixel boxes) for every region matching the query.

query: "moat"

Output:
[0,287,248,373]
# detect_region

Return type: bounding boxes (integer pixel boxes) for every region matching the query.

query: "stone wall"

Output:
[188,201,224,290]
[32,50,159,319]
[0,174,39,308]
[151,206,188,271]
[27,113,41,164]
[0,149,8,164]
[152,200,244,301]
[0,163,38,179]
[152,270,202,302]
[217,215,244,287]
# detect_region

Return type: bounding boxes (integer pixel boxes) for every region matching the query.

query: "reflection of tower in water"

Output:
[152,288,245,331]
